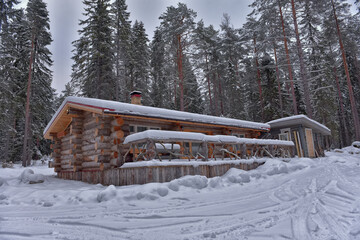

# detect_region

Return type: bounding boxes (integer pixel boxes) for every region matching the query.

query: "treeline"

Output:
[0,0,54,166]
[0,0,359,165]
[69,0,360,146]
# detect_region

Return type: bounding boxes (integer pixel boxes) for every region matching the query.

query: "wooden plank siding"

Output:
[57,162,263,186]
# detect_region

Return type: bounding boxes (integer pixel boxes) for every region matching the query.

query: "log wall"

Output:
[57,161,263,186]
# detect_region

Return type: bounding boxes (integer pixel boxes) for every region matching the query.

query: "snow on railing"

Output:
[123,130,294,162]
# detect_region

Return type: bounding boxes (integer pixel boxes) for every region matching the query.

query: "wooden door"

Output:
[305,128,315,158]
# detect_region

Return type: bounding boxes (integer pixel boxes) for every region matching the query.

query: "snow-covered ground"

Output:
[1,147,360,240]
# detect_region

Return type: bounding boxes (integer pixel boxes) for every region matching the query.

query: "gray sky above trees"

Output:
[19,0,253,93]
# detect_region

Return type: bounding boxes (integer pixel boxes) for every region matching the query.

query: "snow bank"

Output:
[18,169,45,184]
[168,175,208,191]
[0,177,7,187]
[97,185,117,202]
[224,168,251,184]
[352,141,360,148]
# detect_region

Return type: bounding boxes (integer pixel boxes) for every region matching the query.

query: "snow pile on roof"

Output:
[123,130,294,146]
[267,114,331,135]
[44,96,270,135]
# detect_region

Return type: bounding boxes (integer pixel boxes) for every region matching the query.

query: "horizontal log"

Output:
[61,159,70,165]
[110,130,124,139]
[70,127,82,135]
[51,152,61,158]
[73,153,83,159]
[111,117,124,127]
[61,164,73,169]
[81,149,112,157]
[82,162,101,168]
[95,142,112,150]
[83,128,97,137]
[61,149,72,155]
[70,149,82,155]
[95,128,111,137]
[82,154,109,162]
[70,159,83,166]
[54,167,62,172]
[70,138,82,145]
[96,135,111,143]
[100,149,112,155]
[82,144,96,152]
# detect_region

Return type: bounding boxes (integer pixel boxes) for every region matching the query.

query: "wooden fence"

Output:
[57,160,264,186]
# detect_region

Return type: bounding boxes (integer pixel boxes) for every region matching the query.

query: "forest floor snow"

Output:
[1,149,360,240]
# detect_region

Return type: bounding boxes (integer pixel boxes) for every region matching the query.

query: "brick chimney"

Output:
[130,91,142,105]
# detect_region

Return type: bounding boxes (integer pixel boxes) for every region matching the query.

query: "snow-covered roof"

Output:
[267,115,331,136]
[44,96,270,137]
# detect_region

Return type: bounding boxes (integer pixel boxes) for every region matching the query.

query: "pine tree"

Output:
[22,0,53,166]
[159,3,196,111]
[111,0,132,102]
[128,20,150,103]
[150,29,168,108]
[219,14,245,119]
[71,0,115,100]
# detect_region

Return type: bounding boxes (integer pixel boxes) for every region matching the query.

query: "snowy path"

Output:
[1,151,360,239]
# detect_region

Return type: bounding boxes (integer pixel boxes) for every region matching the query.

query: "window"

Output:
[129,125,161,134]
[279,128,291,141]
[137,126,148,132]
[279,133,289,141]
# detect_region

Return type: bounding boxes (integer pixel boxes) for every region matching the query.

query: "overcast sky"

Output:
[19,0,253,93]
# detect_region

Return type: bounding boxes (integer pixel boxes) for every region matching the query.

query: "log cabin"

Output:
[44,92,271,185]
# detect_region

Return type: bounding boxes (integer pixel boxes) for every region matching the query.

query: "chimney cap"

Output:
[130,91,142,96]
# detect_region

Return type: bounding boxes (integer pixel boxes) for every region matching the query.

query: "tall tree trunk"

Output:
[177,34,184,111]
[217,72,224,115]
[331,0,360,140]
[273,43,284,117]
[22,36,35,167]
[253,36,264,121]
[278,0,298,115]
[334,66,350,146]
[354,55,360,87]
[212,72,219,116]
[205,54,213,114]
[291,0,313,118]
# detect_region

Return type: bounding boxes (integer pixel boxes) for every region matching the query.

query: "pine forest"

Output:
[1,0,360,166]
